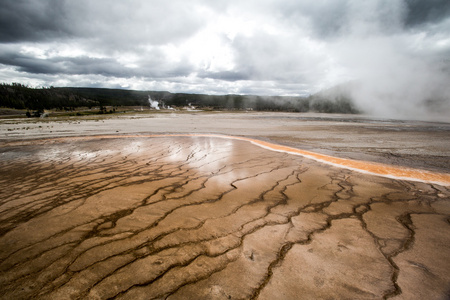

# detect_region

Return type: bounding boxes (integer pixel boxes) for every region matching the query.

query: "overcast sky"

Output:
[1,0,449,104]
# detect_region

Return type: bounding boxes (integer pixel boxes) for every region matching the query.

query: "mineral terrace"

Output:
[0,112,449,299]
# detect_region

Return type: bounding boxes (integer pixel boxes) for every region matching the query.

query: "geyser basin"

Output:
[0,136,449,299]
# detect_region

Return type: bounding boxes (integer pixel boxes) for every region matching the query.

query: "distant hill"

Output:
[0,83,361,114]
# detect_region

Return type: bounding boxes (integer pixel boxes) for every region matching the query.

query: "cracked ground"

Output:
[0,135,449,299]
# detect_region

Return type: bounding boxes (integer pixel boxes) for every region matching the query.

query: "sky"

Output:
[1,0,449,118]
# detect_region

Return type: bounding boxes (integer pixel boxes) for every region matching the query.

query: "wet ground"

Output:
[0,112,449,299]
[1,112,449,173]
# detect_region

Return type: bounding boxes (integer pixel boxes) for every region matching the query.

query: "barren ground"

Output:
[0,112,449,299]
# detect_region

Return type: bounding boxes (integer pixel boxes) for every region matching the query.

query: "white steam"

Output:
[327,1,450,121]
[333,36,450,120]
[148,95,160,110]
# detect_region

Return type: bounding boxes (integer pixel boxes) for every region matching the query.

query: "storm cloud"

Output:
[0,0,449,119]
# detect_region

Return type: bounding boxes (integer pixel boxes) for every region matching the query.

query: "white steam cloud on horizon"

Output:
[327,1,450,119]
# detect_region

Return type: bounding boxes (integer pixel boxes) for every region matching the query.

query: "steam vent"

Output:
[1,134,449,299]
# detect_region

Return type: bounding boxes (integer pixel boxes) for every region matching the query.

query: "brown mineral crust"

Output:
[0,134,449,300]
[257,218,394,299]
[392,214,450,300]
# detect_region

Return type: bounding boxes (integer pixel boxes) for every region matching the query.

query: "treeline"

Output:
[0,83,360,114]
[0,83,100,110]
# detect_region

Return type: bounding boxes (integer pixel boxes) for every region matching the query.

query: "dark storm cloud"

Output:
[0,0,73,42]
[0,51,60,74]
[0,50,193,80]
[0,52,130,76]
[404,0,450,27]
[0,0,207,47]
[0,0,203,80]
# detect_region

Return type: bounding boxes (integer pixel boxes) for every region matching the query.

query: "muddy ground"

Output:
[0,112,449,299]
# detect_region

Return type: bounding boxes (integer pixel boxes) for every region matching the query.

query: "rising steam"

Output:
[333,38,450,121]
[326,2,450,121]
[148,95,159,110]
